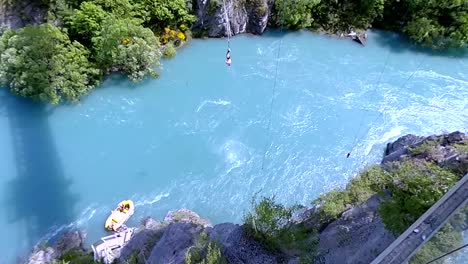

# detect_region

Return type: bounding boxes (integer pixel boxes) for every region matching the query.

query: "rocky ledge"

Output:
[24,131,467,264]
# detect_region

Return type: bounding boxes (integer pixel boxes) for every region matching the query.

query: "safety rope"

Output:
[346,3,415,158]
[222,0,231,48]
[261,0,286,170]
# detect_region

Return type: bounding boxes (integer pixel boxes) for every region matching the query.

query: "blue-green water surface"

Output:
[0,30,467,263]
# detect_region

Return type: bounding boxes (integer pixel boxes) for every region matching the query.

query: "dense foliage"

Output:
[0,0,193,103]
[378,162,459,233]
[267,0,467,48]
[92,17,161,81]
[243,195,315,255]
[0,24,100,104]
[378,0,468,49]
[311,160,460,233]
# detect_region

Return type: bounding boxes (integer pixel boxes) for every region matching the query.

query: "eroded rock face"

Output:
[313,195,396,264]
[119,210,211,264]
[147,222,204,264]
[192,0,269,37]
[25,230,85,264]
[208,223,280,264]
[0,0,47,29]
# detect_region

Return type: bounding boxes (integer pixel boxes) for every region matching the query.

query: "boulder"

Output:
[314,195,396,264]
[208,223,280,264]
[164,208,212,228]
[25,230,85,264]
[147,223,204,264]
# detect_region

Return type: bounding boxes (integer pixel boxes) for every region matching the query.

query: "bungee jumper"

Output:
[226,48,232,66]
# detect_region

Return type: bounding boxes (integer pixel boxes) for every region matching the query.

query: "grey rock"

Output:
[382,132,466,166]
[142,217,165,230]
[0,0,47,29]
[385,134,423,155]
[119,228,164,263]
[25,230,85,264]
[147,223,204,264]
[314,195,396,264]
[192,0,269,37]
[164,208,212,227]
[208,223,280,264]
[25,248,56,264]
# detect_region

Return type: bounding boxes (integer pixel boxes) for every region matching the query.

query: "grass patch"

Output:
[453,142,468,153]
[408,140,439,156]
[312,166,392,223]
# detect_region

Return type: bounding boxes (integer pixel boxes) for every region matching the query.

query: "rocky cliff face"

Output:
[117,209,280,264]
[0,0,47,29]
[191,0,270,37]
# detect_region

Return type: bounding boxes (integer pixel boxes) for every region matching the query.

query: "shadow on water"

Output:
[372,29,468,58]
[0,90,77,256]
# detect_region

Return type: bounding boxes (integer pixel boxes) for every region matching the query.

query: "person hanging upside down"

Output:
[225,48,232,66]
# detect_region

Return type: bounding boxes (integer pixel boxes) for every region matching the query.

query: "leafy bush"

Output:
[0,24,100,104]
[163,42,177,59]
[243,195,312,252]
[92,17,161,81]
[185,232,227,264]
[271,0,320,29]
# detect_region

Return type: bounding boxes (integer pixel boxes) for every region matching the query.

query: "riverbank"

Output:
[23,131,468,264]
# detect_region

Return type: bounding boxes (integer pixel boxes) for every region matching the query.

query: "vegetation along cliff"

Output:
[23,131,468,264]
[1,0,467,104]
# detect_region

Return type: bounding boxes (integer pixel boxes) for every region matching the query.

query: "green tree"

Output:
[92,17,161,81]
[271,0,320,29]
[0,24,99,104]
[380,0,468,49]
[66,1,109,42]
[133,0,196,30]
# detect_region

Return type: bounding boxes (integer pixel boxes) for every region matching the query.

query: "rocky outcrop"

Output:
[0,0,47,29]
[119,209,279,264]
[208,223,281,263]
[25,230,86,264]
[313,195,396,264]
[192,0,269,37]
[382,131,467,174]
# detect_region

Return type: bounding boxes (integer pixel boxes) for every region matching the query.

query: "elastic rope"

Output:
[261,0,286,170]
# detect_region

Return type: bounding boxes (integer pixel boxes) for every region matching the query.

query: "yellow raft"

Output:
[105,200,135,232]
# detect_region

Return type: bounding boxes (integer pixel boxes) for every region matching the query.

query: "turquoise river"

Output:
[0,30,467,263]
